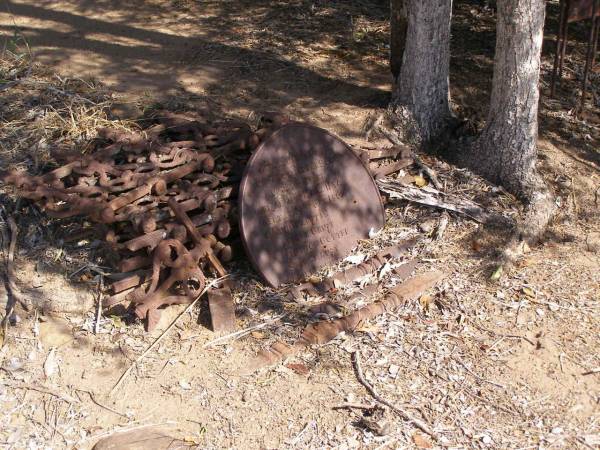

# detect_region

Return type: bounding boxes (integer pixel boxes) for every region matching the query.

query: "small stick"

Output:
[559,353,565,373]
[332,403,376,410]
[202,314,284,348]
[76,389,129,418]
[501,334,536,346]
[94,276,103,335]
[582,367,600,376]
[1,381,80,404]
[413,155,442,190]
[0,209,10,344]
[351,350,436,438]
[5,216,30,311]
[455,359,506,389]
[289,421,314,446]
[110,277,226,395]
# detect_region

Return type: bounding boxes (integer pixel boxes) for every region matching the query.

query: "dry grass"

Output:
[0,43,136,170]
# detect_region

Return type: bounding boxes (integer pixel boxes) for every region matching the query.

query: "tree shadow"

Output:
[1,0,390,140]
[0,0,393,322]
[1,0,597,332]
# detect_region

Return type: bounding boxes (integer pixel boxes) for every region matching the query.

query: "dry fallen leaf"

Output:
[414,175,428,187]
[285,363,310,376]
[471,239,483,252]
[412,432,433,448]
[183,436,202,445]
[368,227,381,239]
[356,323,380,334]
[92,427,183,450]
[522,287,535,298]
[344,253,366,264]
[419,294,433,312]
[251,331,266,339]
[490,265,503,281]
[44,347,58,379]
[378,262,392,279]
[516,257,534,268]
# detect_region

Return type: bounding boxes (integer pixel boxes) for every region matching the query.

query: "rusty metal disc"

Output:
[239,123,385,287]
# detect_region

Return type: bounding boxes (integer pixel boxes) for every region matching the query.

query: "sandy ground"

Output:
[0,1,599,449]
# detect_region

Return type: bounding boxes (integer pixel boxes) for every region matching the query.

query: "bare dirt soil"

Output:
[1,1,599,449]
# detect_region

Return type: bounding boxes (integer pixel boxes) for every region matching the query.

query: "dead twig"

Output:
[0,208,9,345]
[461,387,519,416]
[76,389,129,418]
[5,216,30,311]
[351,350,436,439]
[1,380,80,404]
[455,358,507,389]
[110,277,226,396]
[202,314,284,349]
[470,321,536,346]
[378,178,499,224]
[94,275,104,335]
[332,402,377,410]
[413,154,442,190]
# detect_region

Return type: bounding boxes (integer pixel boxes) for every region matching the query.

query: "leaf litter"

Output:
[0,1,598,448]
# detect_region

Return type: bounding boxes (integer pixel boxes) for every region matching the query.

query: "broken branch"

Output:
[378,177,500,224]
[352,350,436,438]
[203,314,284,348]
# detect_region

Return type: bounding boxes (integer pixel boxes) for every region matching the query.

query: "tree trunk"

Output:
[472,0,544,194]
[469,0,555,242]
[390,0,407,81]
[391,0,453,145]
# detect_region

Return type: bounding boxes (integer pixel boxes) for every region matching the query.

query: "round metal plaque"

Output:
[239,123,385,287]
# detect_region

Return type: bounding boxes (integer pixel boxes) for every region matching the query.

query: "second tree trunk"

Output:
[470,0,546,196]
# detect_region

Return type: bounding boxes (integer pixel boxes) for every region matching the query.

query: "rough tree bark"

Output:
[465,0,555,242]
[390,0,453,145]
[389,0,407,81]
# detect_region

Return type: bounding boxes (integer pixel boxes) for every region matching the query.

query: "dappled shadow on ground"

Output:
[3,0,597,161]
[0,0,597,317]
[1,0,391,139]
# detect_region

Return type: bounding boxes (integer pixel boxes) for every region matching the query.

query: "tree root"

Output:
[500,173,556,265]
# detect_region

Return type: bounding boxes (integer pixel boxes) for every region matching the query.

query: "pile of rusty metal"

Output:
[1,111,288,331]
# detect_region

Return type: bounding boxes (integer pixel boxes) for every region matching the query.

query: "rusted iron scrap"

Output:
[243,270,445,374]
[207,287,237,333]
[2,111,286,331]
[289,238,418,300]
[239,123,386,287]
